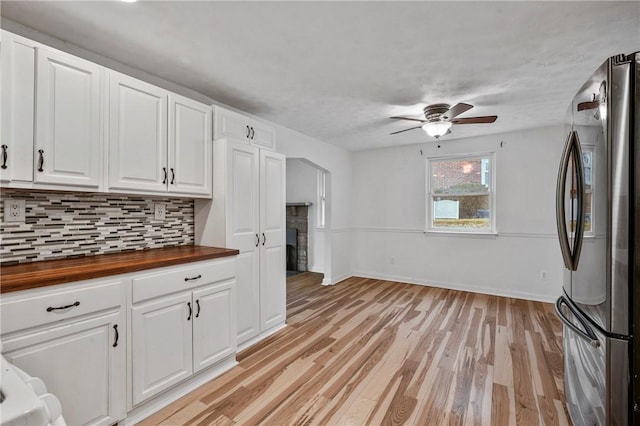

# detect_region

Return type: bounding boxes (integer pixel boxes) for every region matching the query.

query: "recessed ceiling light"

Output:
[121,0,137,3]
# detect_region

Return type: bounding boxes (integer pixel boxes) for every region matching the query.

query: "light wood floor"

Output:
[141,273,570,425]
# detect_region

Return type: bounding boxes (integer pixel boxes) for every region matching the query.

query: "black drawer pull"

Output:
[37,149,44,172]
[113,324,119,347]
[187,302,192,321]
[170,168,175,185]
[195,300,201,318]
[1,144,7,169]
[250,127,255,140]
[47,301,80,312]
[184,274,202,282]
[162,167,167,184]
[246,125,250,138]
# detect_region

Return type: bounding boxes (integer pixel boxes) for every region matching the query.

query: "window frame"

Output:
[317,169,326,228]
[425,152,497,235]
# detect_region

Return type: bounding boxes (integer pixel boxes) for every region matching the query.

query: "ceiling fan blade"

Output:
[390,125,423,135]
[442,103,473,120]
[390,116,427,123]
[451,115,497,124]
[577,100,599,111]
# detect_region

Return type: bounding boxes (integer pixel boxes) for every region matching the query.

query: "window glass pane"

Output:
[582,151,592,192]
[317,170,326,228]
[432,194,490,230]
[584,191,592,232]
[432,158,489,194]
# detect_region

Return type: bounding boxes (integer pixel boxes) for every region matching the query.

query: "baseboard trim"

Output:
[237,323,287,352]
[351,271,557,303]
[322,272,353,286]
[123,356,238,425]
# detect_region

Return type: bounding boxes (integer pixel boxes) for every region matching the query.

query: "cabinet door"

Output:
[227,142,261,344]
[259,150,286,331]
[168,95,212,196]
[131,292,192,406]
[109,72,168,193]
[35,48,102,188]
[2,311,125,426]
[0,32,36,184]
[214,107,250,142]
[192,281,236,372]
[251,121,276,151]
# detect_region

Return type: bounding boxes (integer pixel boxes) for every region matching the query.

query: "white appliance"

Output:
[0,353,66,426]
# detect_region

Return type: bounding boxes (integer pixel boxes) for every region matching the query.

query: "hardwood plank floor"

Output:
[141,273,571,426]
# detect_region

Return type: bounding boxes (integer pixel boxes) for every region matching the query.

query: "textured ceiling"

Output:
[2,1,638,151]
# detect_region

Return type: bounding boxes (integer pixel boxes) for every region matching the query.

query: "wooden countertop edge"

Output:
[0,246,239,294]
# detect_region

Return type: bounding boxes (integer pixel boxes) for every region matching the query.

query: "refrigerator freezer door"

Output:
[560,297,629,425]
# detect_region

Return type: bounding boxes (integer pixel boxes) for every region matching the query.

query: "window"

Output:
[426,153,495,233]
[317,169,326,228]
[581,147,594,236]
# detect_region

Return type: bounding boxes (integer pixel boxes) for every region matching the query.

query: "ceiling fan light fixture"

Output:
[422,121,452,138]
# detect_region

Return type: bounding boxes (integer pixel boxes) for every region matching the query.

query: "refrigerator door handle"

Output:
[570,131,586,270]
[556,131,575,270]
[555,295,600,348]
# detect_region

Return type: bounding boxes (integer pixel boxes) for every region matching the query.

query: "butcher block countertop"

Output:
[0,246,239,294]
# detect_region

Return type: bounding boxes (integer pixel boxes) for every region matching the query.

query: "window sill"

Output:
[424,230,498,239]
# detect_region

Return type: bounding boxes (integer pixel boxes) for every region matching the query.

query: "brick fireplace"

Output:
[286,203,311,272]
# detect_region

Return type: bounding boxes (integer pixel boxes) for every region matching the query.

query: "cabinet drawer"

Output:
[132,258,235,304]
[1,280,123,335]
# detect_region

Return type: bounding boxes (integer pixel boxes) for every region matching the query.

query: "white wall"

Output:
[286,159,324,272]
[350,125,566,302]
[276,125,352,284]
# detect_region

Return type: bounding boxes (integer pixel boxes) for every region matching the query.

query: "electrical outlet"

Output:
[390,257,396,265]
[540,270,547,280]
[154,203,166,220]
[4,199,25,222]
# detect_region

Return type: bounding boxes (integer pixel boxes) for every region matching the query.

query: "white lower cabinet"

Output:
[0,279,126,426]
[192,282,235,372]
[130,259,236,407]
[0,256,237,425]
[131,292,193,406]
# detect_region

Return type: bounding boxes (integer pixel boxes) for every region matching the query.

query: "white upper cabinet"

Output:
[0,30,213,197]
[0,31,36,184]
[214,106,276,151]
[109,72,168,193]
[109,73,212,197]
[169,94,212,196]
[34,48,102,188]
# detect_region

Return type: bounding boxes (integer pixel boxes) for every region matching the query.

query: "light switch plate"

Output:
[4,199,25,222]
[154,203,166,220]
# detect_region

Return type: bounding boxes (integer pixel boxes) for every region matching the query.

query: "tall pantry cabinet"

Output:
[196,110,285,347]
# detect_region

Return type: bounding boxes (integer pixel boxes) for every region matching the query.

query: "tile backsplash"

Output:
[0,189,194,265]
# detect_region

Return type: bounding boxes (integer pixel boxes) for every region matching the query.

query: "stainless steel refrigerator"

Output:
[554,52,638,425]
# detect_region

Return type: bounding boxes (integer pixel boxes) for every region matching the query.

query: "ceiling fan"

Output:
[389,103,497,139]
